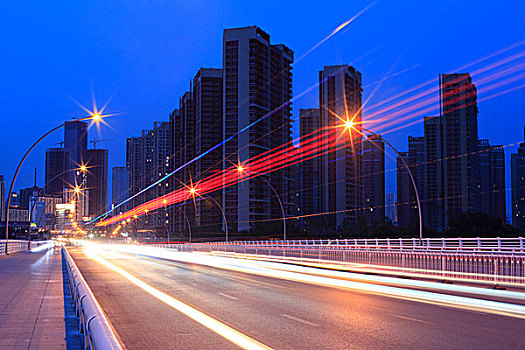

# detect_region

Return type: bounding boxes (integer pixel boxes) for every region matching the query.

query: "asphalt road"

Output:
[69,247,525,350]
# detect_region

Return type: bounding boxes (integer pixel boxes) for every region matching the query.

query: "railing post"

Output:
[520,237,524,252]
[497,237,502,251]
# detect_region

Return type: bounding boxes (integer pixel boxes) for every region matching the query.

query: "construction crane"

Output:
[90,139,114,149]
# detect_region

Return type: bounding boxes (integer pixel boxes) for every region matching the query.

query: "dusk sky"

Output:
[2,0,523,215]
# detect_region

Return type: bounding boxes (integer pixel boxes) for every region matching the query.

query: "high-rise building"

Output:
[64,120,88,184]
[362,135,385,226]
[0,175,5,222]
[396,152,411,228]
[385,193,395,223]
[408,136,426,227]
[440,73,479,222]
[421,74,479,231]
[191,68,223,230]
[397,136,425,229]
[83,149,108,218]
[126,122,171,230]
[511,128,525,231]
[126,136,142,211]
[423,116,444,231]
[44,148,70,196]
[478,139,506,222]
[19,168,40,210]
[222,26,293,233]
[112,166,129,212]
[299,108,320,231]
[318,65,363,230]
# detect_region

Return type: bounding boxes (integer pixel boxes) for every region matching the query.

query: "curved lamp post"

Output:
[344,120,423,242]
[237,166,287,241]
[4,114,102,254]
[203,194,229,242]
[171,204,193,243]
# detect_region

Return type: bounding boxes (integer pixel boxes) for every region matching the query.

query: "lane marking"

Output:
[218,292,239,300]
[98,245,525,320]
[280,314,319,327]
[389,314,430,324]
[163,274,172,278]
[86,249,272,350]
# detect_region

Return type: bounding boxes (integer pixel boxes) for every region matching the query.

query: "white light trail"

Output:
[93,244,525,320]
[85,248,272,350]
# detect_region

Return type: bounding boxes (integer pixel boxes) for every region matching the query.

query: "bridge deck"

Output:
[0,248,81,349]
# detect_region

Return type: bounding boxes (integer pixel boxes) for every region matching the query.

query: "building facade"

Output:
[511,128,525,231]
[299,108,321,232]
[440,73,479,222]
[83,149,108,218]
[362,135,385,226]
[478,139,506,222]
[112,166,129,212]
[44,148,70,196]
[318,65,363,230]
[222,26,294,233]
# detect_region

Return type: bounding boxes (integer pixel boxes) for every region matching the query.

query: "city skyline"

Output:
[1,1,524,221]
[1,3,525,349]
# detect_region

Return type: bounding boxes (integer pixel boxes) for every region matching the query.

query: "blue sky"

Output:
[1,0,523,217]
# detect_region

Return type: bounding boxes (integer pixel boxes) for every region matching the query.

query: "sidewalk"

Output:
[0,247,82,349]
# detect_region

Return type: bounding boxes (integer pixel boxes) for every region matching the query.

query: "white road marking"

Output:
[389,314,430,324]
[280,314,319,327]
[218,292,239,300]
[163,274,172,278]
[86,249,271,350]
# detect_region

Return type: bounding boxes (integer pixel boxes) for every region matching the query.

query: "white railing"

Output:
[0,240,53,256]
[62,247,123,350]
[179,237,525,253]
[150,238,525,286]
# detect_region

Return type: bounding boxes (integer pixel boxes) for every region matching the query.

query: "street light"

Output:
[4,113,103,254]
[237,165,287,241]
[342,119,423,242]
[188,187,229,242]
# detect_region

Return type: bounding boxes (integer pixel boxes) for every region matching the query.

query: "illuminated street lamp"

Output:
[342,119,423,242]
[188,186,229,242]
[237,165,287,241]
[4,113,103,254]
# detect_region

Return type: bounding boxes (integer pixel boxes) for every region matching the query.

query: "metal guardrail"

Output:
[62,246,123,350]
[0,240,53,256]
[152,240,525,286]
[186,237,525,253]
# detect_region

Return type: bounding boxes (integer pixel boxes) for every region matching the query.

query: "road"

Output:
[69,246,525,349]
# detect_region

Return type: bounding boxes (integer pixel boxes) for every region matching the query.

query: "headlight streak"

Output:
[206,252,525,302]
[30,242,55,252]
[84,248,272,350]
[94,244,525,320]
[208,251,525,288]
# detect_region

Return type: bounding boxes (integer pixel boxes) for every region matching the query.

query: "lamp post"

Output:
[4,114,102,255]
[237,165,287,241]
[172,204,193,243]
[343,120,423,242]
[192,188,228,242]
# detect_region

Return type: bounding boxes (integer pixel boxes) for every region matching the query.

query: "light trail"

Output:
[208,252,525,293]
[94,39,525,227]
[96,127,342,226]
[294,1,377,65]
[94,244,525,320]
[85,248,272,350]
